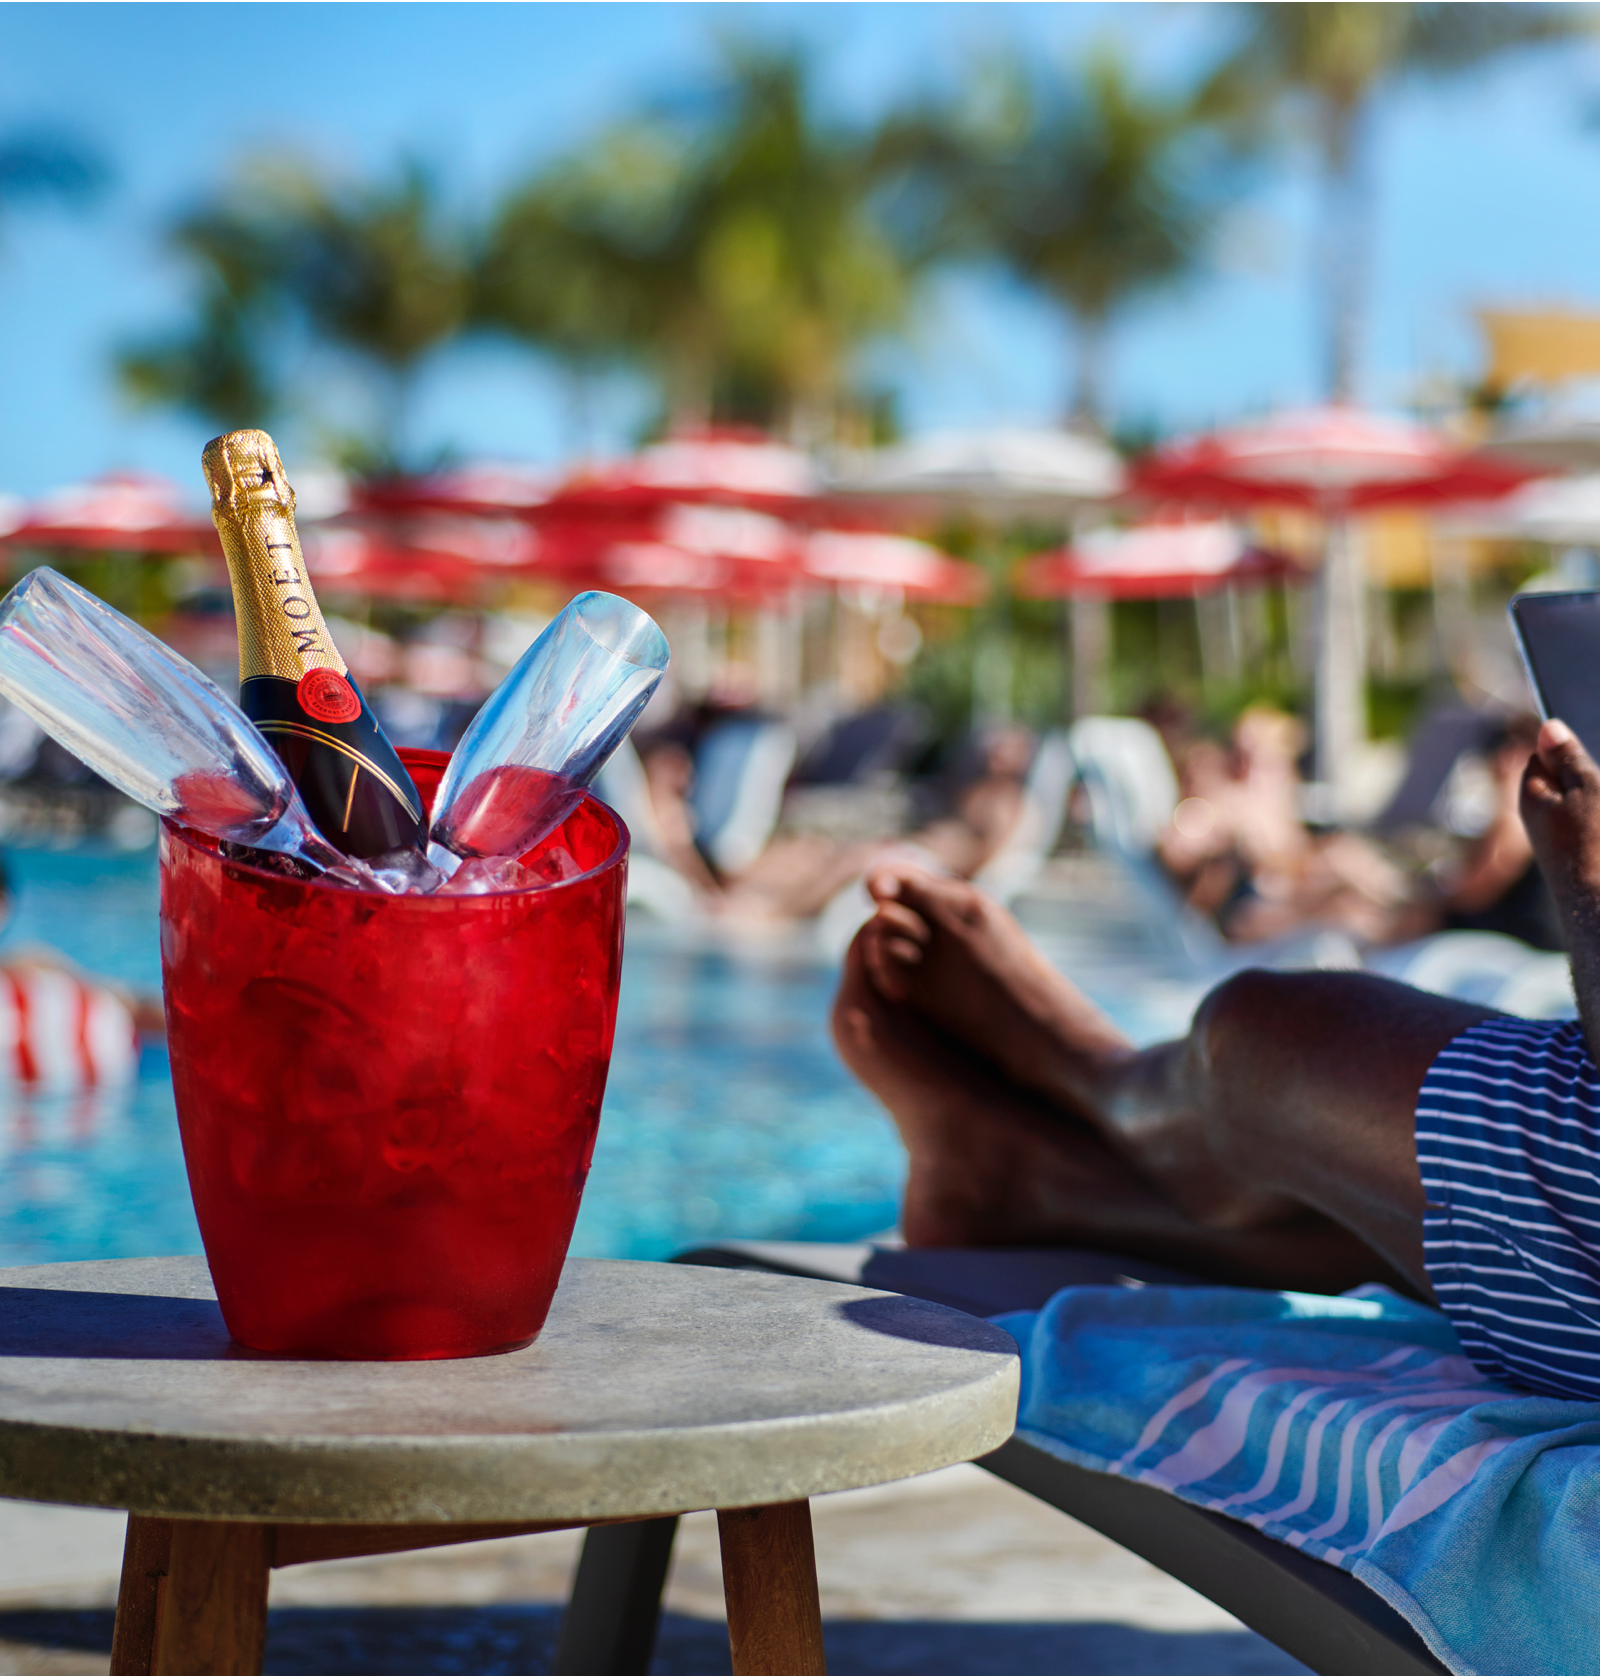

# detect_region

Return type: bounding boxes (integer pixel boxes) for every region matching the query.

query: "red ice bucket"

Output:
[159,748,628,1359]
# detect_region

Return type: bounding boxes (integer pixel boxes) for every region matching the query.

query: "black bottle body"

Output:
[240,675,426,859]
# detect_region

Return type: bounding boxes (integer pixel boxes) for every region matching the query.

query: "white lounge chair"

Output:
[1369,930,1575,1020]
[690,717,798,877]
[972,729,1079,904]
[591,742,697,923]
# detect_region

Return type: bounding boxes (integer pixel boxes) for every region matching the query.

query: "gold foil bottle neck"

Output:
[201,429,297,517]
[202,429,344,683]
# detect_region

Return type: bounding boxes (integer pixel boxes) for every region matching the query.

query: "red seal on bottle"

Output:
[296,668,361,724]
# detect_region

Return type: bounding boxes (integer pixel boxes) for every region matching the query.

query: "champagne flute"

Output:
[430,591,669,865]
[0,567,355,876]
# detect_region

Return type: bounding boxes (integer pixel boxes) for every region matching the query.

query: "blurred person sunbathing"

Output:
[1422,715,1563,952]
[634,733,878,919]
[831,718,1600,1400]
[911,725,1035,878]
[638,739,721,896]
[718,726,1036,924]
[1159,707,1409,944]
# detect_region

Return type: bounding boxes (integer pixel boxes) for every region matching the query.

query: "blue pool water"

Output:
[0,846,907,1267]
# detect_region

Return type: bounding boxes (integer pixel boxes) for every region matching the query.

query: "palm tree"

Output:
[121,162,471,467]
[478,46,911,442]
[284,164,472,465]
[0,129,105,224]
[882,46,1246,427]
[119,206,281,432]
[475,126,684,443]
[1212,3,1590,401]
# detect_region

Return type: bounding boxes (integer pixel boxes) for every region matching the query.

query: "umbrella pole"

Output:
[972,532,1014,725]
[1070,595,1109,721]
[1313,506,1367,808]
[1195,592,1240,697]
[1429,531,1473,687]
[973,625,1013,724]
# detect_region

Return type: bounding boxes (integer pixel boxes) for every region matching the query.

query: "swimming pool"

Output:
[0,846,911,1268]
[0,846,1205,1271]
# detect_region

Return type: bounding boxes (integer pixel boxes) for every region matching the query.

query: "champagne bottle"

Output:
[202,429,426,860]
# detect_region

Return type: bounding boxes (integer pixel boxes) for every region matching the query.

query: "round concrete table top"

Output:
[0,1256,1019,1525]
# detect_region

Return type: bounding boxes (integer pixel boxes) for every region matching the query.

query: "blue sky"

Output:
[0,2,1598,497]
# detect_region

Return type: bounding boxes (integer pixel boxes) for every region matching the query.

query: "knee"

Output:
[1191,967,1286,1076]
[1188,967,1313,1166]
[1189,966,1388,1167]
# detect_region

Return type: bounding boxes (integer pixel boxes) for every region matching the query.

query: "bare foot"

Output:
[855,863,1287,1229]
[833,926,1093,1244]
[858,864,1133,1123]
[831,928,1397,1289]
[1522,718,1600,1061]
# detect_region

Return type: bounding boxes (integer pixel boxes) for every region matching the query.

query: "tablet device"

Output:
[1509,590,1600,762]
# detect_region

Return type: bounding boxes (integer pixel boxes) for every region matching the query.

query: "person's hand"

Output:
[1521,719,1600,894]
[1522,719,1600,1068]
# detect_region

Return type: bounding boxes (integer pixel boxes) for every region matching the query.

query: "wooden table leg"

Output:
[717,1501,826,1676]
[109,1517,271,1676]
[110,1516,173,1676]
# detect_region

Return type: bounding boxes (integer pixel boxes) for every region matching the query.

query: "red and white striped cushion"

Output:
[0,965,139,1089]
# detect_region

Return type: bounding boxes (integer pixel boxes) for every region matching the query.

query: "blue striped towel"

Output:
[996,1284,1600,1676]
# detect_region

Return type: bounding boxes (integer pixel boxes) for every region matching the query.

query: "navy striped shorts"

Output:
[1417,1014,1600,1401]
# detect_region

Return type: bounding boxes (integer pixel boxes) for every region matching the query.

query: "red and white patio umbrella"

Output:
[346,433,825,606]
[355,429,817,529]
[1130,407,1530,513]
[1,473,221,556]
[1439,472,1600,547]
[537,502,803,604]
[343,434,999,624]
[299,485,555,602]
[349,462,554,519]
[301,517,544,604]
[827,427,1124,523]
[1129,406,1536,794]
[801,530,988,605]
[301,530,475,603]
[1015,519,1297,601]
[545,429,820,517]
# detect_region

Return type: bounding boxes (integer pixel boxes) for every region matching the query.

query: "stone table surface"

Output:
[0,1256,1019,1526]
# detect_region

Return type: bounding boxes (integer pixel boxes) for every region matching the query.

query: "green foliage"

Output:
[0,129,106,220]
[477,45,913,437]
[18,552,185,625]
[118,201,280,431]
[1212,3,1590,124]
[881,46,1249,422]
[1207,2,1592,396]
[901,599,1068,740]
[1367,674,1432,742]
[119,161,470,464]
[900,524,1071,736]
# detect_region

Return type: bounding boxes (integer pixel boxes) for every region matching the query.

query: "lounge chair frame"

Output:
[552,1244,1449,1676]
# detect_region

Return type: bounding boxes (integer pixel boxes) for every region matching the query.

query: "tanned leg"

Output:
[839,866,1496,1295]
[1170,966,1491,1292]
[834,918,1428,1292]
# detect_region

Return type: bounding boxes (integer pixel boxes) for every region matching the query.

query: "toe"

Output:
[893,867,988,933]
[874,900,931,945]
